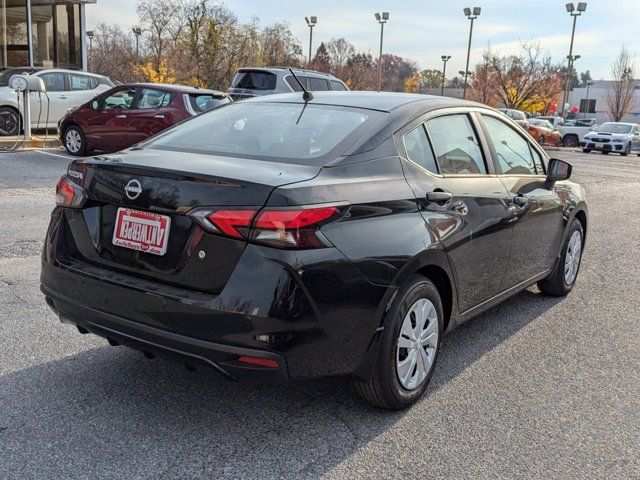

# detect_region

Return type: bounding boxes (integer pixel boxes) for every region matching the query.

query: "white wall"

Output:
[569,80,640,124]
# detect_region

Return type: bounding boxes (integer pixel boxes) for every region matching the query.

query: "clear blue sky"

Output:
[86,0,638,80]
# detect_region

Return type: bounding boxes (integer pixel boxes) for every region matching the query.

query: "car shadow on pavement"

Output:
[0,287,563,479]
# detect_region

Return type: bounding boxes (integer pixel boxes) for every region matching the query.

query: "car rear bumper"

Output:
[42,282,287,382]
[40,209,389,382]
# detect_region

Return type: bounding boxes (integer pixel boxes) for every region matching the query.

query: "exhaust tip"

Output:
[142,349,155,359]
[107,337,119,347]
[77,325,89,334]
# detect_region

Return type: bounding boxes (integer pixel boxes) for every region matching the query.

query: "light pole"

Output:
[566,53,581,114]
[561,2,587,117]
[462,7,481,99]
[374,12,389,92]
[305,16,317,65]
[459,70,473,98]
[132,27,142,60]
[584,80,593,119]
[86,30,94,71]
[441,55,451,96]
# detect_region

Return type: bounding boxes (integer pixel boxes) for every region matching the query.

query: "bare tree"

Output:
[91,23,138,83]
[468,46,498,107]
[606,47,637,122]
[325,38,355,71]
[137,0,185,69]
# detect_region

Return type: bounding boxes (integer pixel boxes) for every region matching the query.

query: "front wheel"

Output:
[0,106,20,136]
[354,275,443,410]
[563,135,579,148]
[621,143,631,156]
[582,149,591,154]
[63,125,88,156]
[538,219,584,296]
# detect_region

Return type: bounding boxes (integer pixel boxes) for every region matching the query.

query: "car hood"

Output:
[586,131,630,138]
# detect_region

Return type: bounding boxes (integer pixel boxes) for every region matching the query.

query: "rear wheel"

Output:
[602,151,610,155]
[538,219,584,296]
[63,125,88,156]
[582,149,591,153]
[563,135,579,148]
[354,275,443,410]
[0,106,20,136]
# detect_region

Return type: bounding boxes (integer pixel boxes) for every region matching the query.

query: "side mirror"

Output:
[547,158,572,183]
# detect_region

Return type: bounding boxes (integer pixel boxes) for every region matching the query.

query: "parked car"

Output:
[527,118,563,147]
[581,122,640,156]
[497,108,528,128]
[42,92,587,410]
[227,67,348,100]
[0,68,114,136]
[538,115,595,147]
[58,83,231,156]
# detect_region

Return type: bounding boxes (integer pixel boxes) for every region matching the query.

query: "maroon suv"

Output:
[58,83,231,156]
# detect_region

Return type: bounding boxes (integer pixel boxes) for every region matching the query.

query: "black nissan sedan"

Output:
[41,91,587,410]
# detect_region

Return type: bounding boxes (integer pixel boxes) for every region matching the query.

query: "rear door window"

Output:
[425,114,487,174]
[231,71,277,91]
[285,76,303,92]
[308,77,329,91]
[137,88,173,109]
[403,124,438,174]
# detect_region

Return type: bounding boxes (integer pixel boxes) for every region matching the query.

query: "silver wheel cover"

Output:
[65,130,82,153]
[564,230,582,285]
[396,298,439,390]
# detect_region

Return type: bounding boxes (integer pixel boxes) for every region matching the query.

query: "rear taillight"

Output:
[55,176,87,208]
[190,205,344,249]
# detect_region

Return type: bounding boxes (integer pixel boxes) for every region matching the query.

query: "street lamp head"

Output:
[565,3,575,13]
[374,12,381,21]
[86,30,94,38]
[577,2,587,12]
[574,54,581,60]
[382,12,389,20]
[305,16,317,26]
[473,7,481,15]
[132,26,142,36]
[310,16,317,24]
[442,55,451,62]
[463,7,471,16]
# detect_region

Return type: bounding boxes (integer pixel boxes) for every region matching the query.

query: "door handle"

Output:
[513,194,529,206]
[426,191,453,204]
[116,115,127,119]
[153,114,165,119]
[58,95,69,100]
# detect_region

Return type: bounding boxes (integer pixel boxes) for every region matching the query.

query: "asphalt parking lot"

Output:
[1,148,639,479]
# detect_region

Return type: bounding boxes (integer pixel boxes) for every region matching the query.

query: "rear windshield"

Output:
[231,71,277,91]
[189,94,231,112]
[146,102,379,163]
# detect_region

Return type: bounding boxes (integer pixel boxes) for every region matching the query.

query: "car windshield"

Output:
[0,68,36,86]
[146,102,379,163]
[597,123,632,134]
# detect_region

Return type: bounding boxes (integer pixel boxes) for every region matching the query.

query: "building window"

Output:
[1,0,29,68]
[1,1,83,69]
[580,99,596,114]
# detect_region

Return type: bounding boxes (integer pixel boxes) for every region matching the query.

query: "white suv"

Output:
[0,68,114,136]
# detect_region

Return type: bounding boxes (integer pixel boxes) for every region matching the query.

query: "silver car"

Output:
[227,67,348,101]
[581,122,640,156]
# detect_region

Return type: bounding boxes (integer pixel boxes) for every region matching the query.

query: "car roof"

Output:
[242,91,476,113]
[122,83,227,96]
[37,68,106,78]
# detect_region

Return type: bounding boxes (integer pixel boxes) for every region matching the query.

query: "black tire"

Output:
[354,275,444,410]
[563,135,579,148]
[556,138,563,147]
[63,125,88,156]
[582,149,591,153]
[602,151,610,155]
[0,106,20,136]
[621,143,631,156]
[538,219,584,297]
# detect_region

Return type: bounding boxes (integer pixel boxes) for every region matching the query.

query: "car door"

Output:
[82,86,138,152]
[400,110,514,313]
[125,87,175,145]
[479,112,565,287]
[32,71,68,126]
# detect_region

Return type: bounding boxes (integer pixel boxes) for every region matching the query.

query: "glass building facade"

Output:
[0,0,94,70]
